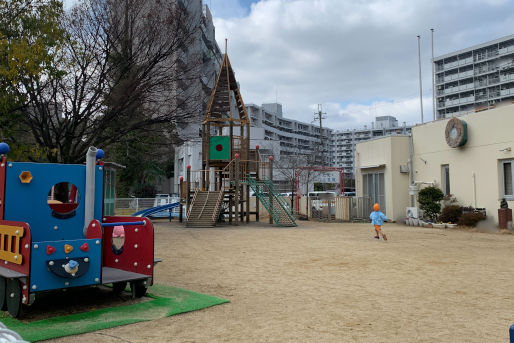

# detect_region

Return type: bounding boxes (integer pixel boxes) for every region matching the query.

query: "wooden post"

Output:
[234,153,240,225]
[179,177,184,223]
[246,183,250,223]
[186,165,191,218]
[206,122,211,191]
[229,195,233,223]
[269,155,273,225]
[328,200,332,222]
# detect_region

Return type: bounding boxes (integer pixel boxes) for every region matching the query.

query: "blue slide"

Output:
[132,202,181,219]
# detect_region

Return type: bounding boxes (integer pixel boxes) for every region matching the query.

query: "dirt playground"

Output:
[47,220,514,342]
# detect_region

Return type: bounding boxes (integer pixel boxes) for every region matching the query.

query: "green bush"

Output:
[458,212,486,227]
[439,205,462,224]
[417,186,444,222]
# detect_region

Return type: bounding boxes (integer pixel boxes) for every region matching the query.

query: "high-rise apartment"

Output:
[174,1,223,139]
[434,34,514,119]
[333,116,411,177]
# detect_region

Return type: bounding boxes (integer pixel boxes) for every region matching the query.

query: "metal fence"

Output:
[113,195,377,222]
[296,196,376,222]
[114,197,180,217]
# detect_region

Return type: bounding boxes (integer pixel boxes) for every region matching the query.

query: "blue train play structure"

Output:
[0,143,157,317]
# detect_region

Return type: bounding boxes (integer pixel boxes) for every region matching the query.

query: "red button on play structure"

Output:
[46,245,56,255]
[216,144,223,151]
[80,243,89,252]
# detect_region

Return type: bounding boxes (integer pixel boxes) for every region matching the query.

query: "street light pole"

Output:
[431,28,435,121]
[417,35,424,124]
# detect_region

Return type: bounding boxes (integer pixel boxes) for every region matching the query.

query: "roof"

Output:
[435,33,514,61]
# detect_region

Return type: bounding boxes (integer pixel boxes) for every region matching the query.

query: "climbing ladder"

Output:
[186,190,224,227]
[246,178,297,227]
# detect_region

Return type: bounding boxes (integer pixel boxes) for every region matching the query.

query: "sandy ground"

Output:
[45,220,514,343]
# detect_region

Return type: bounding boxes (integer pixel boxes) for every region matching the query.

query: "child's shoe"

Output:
[374,236,379,239]
[382,234,387,241]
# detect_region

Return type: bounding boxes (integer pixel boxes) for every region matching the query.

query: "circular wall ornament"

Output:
[445,117,468,148]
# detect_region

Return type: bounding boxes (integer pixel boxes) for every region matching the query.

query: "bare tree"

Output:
[17,0,203,163]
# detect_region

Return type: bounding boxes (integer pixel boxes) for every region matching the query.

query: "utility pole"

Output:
[314,104,326,166]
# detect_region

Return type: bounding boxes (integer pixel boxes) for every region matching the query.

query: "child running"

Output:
[370,203,388,241]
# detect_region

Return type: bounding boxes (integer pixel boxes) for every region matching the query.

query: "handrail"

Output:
[211,190,224,224]
[186,188,199,222]
[263,178,297,215]
[246,177,297,226]
[101,221,145,227]
[198,191,210,219]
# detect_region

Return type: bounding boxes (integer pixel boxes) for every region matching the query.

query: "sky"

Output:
[207,0,514,129]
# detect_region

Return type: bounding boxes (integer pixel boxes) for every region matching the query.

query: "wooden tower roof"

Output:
[203,45,249,127]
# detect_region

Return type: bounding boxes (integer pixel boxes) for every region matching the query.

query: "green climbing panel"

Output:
[210,136,230,160]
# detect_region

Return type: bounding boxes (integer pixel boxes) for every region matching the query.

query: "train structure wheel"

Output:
[6,279,22,318]
[130,280,147,299]
[0,276,6,311]
[112,281,127,296]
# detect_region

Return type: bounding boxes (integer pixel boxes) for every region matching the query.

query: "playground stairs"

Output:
[186,190,223,227]
[246,178,297,227]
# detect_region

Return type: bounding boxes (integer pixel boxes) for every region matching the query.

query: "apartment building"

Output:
[174,1,223,140]
[333,116,411,176]
[246,103,334,166]
[434,34,514,119]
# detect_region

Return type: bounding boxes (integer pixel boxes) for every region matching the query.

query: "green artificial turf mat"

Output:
[0,284,228,342]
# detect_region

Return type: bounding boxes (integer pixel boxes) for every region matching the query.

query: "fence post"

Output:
[328,200,332,221]
[255,145,260,222]
[186,165,191,218]
[269,156,273,224]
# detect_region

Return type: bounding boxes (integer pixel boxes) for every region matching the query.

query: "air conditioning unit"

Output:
[406,207,419,219]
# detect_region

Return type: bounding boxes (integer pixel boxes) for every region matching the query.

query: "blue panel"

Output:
[29,239,102,292]
[94,166,104,220]
[4,162,104,241]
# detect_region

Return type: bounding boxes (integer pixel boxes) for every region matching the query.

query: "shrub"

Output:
[417,186,444,222]
[458,212,486,227]
[439,205,462,223]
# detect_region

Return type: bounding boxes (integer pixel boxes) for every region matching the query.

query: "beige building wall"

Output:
[412,104,514,224]
[355,136,411,222]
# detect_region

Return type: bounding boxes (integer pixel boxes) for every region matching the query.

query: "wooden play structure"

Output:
[181,45,296,228]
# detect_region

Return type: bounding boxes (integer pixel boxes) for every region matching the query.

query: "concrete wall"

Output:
[355,135,410,222]
[412,104,514,224]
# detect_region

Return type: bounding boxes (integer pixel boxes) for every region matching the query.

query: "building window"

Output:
[502,160,513,199]
[362,171,385,212]
[441,164,450,195]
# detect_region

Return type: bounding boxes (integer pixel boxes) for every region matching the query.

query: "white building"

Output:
[356,103,514,225]
[333,116,411,177]
[435,34,514,119]
[246,103,334,166]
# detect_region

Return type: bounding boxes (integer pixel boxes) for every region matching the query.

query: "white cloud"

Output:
[214,0,514,128]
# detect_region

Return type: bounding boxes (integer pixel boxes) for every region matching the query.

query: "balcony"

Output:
[500,73,514,82]
[499,45,514,55]
[500,88,514,96]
